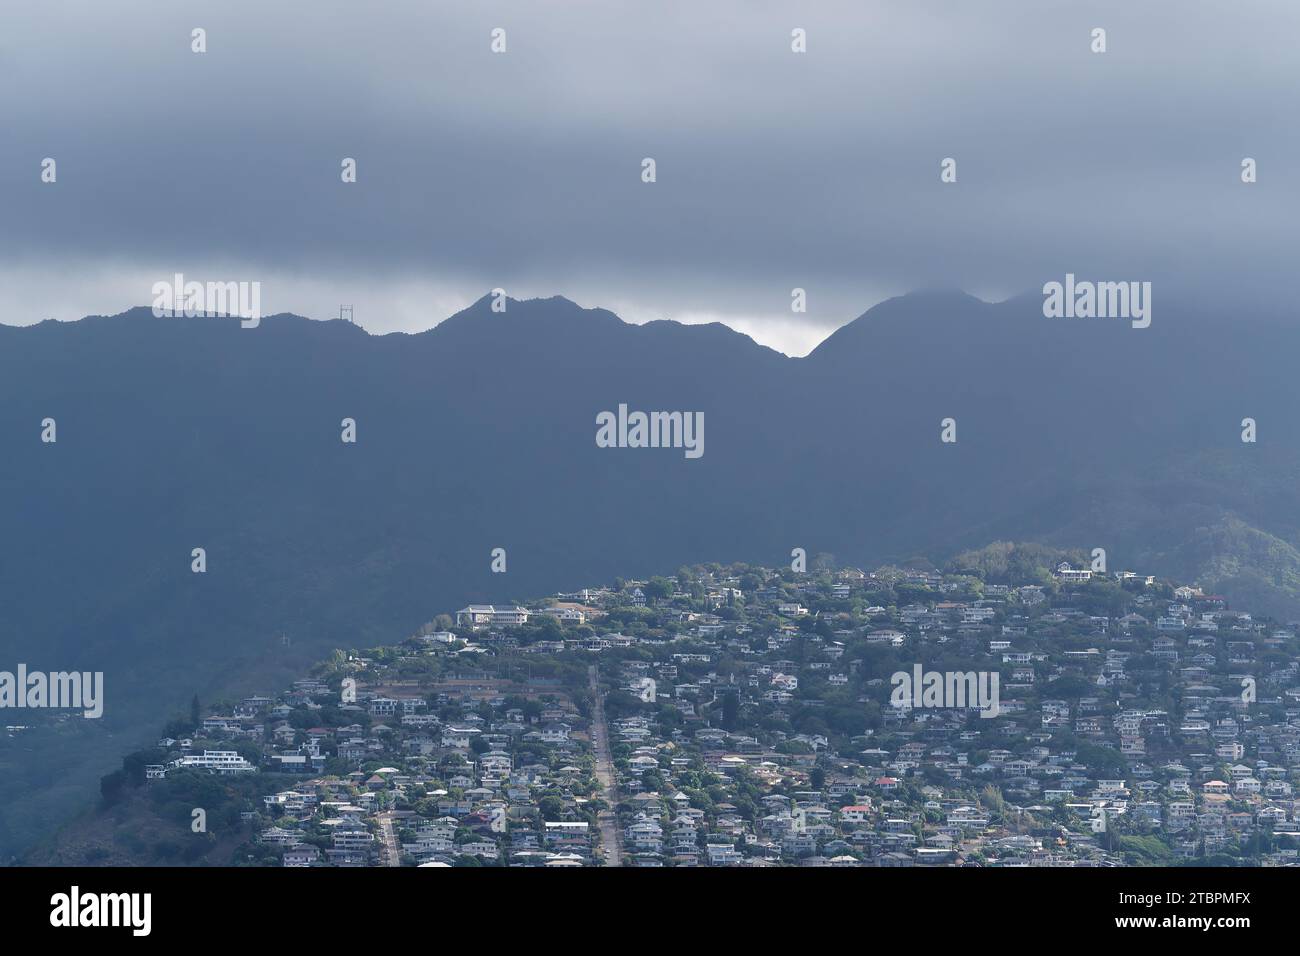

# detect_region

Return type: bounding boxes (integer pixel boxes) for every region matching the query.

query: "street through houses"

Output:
[376,811,400,867]
[589,664,623,867]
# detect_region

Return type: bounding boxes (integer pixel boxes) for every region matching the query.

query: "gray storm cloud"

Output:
[0,0,1295,353]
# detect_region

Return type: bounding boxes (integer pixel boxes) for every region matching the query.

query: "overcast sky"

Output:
[1,0,1295,354]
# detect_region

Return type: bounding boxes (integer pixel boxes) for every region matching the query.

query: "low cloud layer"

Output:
[1,0,1294,354]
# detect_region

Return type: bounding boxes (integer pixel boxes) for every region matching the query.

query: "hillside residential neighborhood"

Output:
[113,548,1300,867]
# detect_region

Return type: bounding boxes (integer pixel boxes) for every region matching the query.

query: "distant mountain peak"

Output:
[805,287,994,362]
[433,291,626,341]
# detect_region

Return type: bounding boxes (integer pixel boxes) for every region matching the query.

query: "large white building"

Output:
[456,604,530,628]
[1055,562,1092,584]
[178,750,256,774]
